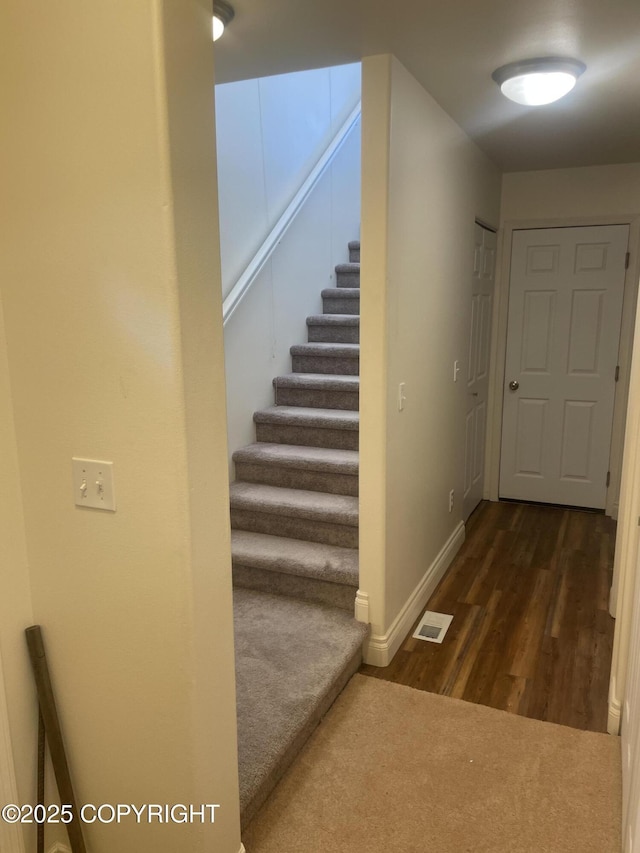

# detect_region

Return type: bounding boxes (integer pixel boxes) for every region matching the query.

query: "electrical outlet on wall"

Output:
[449,490,455,512]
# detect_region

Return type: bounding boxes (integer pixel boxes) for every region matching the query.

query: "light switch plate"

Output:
[72,458,116,511]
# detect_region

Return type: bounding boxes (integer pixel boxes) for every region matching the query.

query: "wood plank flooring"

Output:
[360,500,616,733]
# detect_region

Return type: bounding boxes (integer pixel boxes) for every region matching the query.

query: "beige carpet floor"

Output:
[243,674,621,853]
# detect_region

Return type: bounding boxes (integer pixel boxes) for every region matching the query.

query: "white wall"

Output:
[501,163,640,221]
[215,63,361,298]
[620,292,640,851]
[360,55,501,664]
[220,66,361,469]
[0,2,240,852]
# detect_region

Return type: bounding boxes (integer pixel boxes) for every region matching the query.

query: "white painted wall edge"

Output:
[608,268,640,737]
[0,649,26,853]
[222,102,362,324]
[364,522,465,667]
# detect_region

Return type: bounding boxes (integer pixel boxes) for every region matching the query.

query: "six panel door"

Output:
[499,224,628,508]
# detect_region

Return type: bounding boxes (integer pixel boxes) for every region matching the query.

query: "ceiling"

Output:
[213,0,640,173]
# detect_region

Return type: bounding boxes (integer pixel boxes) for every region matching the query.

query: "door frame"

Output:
[463,222,497,521]
[486,214,640,519]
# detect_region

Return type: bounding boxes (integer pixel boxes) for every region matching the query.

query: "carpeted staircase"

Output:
[232,240,368,828]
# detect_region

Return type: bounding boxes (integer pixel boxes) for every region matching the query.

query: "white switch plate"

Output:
[398,382,406,411]
[72,458,116,511]
[453,360,461,382]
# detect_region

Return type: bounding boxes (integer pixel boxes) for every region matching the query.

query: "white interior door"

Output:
[463,223,496,521]
[500,224,628,508]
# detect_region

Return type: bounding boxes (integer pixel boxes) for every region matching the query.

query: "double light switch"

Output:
[72,458,116,511]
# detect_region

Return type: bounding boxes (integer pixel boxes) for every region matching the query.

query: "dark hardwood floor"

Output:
[360,500,616,733]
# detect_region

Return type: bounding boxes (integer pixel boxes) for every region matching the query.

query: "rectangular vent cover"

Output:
[412,610,453,644]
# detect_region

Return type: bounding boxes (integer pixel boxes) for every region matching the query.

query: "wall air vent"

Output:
[412,611,454,644]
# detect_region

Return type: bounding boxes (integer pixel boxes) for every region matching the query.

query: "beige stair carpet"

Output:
[243,674,621,852]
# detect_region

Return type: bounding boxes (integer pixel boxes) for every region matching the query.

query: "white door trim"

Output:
[608,286,640,734]
[486,213,640,518]
[0,648,26,853]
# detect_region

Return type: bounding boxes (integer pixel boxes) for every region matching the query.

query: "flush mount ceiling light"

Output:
[213,0,234,41]
[492,57,586,106]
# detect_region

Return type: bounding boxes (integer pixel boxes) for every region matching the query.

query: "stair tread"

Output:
[291,342,359,356]
[235,587,367,821]
[231,530,358,585]
[273,373,359,390]
[254,406,359,429]
[229,481,359,526]
[306,314,360,326]
[321,287,359,297]
[234,442,358,473]
[335,263,360,273]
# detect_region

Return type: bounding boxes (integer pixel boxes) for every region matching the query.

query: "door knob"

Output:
[508,380,519,391]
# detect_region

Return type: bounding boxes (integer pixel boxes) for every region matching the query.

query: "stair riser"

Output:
[273,387,359,410]
[349,247,360,263]
[307,324,359,344]
[230,509,358,548]
[255,423,359,450]
[323,296,359,315]
[336,270,360,288]
[291,355,359,375]
[232,564,357,611]
[234,462,358,496]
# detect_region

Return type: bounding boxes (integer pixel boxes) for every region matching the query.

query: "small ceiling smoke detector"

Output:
[492,57,586,106]
[213,0,234,41]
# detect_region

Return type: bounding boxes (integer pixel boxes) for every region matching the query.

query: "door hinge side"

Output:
[606,471,611,488]
[626,252,630,270]
[615,365,620,382]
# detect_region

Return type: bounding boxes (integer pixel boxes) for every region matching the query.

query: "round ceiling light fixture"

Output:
[492,57,586,106]
[213,0,235,41]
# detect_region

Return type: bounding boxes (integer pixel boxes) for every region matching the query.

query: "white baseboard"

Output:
[364,521,465,667]
[608,695,622,735]
[47,844,71,853]
[239,844,246,853]
[355,590,370,623]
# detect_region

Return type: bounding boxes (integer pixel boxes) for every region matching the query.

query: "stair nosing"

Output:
[321,288,360,297]
[291,343,359,356]
[233,442,359,474]
[272,373,359,389]
[253,406,359,430]
[229,482,359,526]
[231,530,358,585]
[306,314,360,326]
